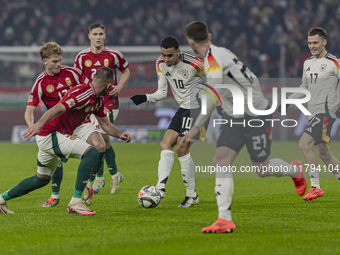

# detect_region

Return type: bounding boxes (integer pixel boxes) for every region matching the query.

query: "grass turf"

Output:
[1,141,340,255]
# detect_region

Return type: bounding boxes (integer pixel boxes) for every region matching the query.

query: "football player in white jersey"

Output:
[288,27,340,201]
[131,36,207,207]
[183,21,307,233]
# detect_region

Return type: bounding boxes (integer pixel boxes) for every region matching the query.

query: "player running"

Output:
[184,21,306,233]
[288,27,340,201]
[130,36,207,207]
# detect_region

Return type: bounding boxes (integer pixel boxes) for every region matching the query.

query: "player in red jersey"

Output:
[24,42,107,207]
[0,67,131,215]
[74,22,130,196]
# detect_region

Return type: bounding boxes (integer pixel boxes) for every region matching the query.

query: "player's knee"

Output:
[160,139,171,151]
[34,175,51,187]
[298,142,310,153]
[318,149,330,162]
[92,140,106,153]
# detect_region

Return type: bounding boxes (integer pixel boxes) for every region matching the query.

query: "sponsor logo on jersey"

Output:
[94,61,101,66]
[46,85,55,93]
[306,67,310,71]
[28,95,33,103]
[181,69,189,78]
[57,83,64,89]
[65,77,72,86]
[104,59,109,67]
[320,64,327,72]
[85,60,92,67]
[69,136,76,140]
[85,105,92,112]
[65,98,75,108]
[165,72,171,76]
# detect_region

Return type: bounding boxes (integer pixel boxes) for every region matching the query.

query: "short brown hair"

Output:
[186,21,209,43]
[89,22,105,32]
[38,42,63,60]
[93,66,114,84]
[308,27,327,39]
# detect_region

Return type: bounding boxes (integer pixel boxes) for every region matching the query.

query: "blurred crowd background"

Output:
[0,0,340,84]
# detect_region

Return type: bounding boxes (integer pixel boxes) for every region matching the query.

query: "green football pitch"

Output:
[1,141,340,255]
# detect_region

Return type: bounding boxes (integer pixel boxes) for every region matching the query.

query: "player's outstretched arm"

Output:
[22,103,66,140]
[96,116,131,143]
[130,94,147,105]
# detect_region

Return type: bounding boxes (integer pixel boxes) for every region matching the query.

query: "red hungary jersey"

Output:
[74,47,129,109]
[27,65,88,109]
[38,83,106,136]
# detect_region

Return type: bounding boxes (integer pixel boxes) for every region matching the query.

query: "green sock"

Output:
[89,152,105,182]
[96,159,105,177]
[51,165,63,195]
[75,147,99,191]
[73,189,82,198]
[4,175,50,201]
[105,146,118,176]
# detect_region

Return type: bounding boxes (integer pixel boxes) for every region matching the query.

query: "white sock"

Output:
[309,168,320,189]
[216,170,233,221]
[96,177,105,181]
[178,153,196,198]
[51,194,59,199]
[156,150,175,190]
[0,195,5,204]
[268,158,298,178]
[70,197,81,205]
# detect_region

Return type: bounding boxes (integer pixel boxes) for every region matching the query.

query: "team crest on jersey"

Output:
[85,60,92,67]
[28,95,33,103]
[85,105,92,113]
[46,85,54,93]
[65,77,72,86]
[69,135,76,140]
[181,69,189,78]
[65,98,75,108]
[104,59,109,67]
[319,64,327,72]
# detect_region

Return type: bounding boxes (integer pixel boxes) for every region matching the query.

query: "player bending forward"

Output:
[183,21,307,233]
[0,67,131,215]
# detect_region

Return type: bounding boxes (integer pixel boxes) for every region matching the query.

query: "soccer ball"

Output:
[138,185,161,208]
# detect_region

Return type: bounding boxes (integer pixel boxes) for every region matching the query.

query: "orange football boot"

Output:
[291,160,307,195]
[201,218,236,233]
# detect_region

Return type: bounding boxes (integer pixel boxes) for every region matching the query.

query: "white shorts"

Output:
[36,131,91,176]
[73,122,97,142]
[90,109,119,135]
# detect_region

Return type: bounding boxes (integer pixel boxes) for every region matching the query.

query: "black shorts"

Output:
[216,115,272,163]
[168,107,209,140]
[305,114,335,147]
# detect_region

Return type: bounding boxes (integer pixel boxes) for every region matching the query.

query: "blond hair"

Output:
[38,42,63,60]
